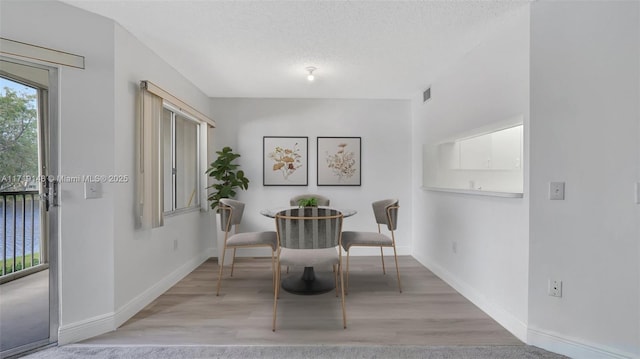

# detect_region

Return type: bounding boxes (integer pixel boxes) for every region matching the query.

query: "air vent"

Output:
[423,87,431,103]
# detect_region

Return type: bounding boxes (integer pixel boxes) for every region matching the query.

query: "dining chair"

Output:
[272,207,346,331]
[284,193,331,276]
[216,198,278,296]
[285,194,331,274]
[341,199,402,293]
[289,194,330,206]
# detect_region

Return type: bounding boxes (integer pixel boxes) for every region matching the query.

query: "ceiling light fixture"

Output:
[306,66,317,82]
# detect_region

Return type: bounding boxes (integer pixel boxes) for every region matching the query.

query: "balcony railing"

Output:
[1,191,43,281]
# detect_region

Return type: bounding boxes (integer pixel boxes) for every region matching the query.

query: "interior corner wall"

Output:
[209,98,412,257]
[410,7,530,341]
[528,2,640,358]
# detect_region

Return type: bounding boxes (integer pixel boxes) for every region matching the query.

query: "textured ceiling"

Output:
[61,0,529,99]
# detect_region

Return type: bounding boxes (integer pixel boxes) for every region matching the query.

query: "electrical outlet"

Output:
[549,182,565,200]
[548,279,562,297]
[173,239,178,251]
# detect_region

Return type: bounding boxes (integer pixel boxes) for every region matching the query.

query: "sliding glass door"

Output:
[0,58,59,358]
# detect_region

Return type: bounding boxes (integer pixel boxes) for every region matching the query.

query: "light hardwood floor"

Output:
[82,256,522,346]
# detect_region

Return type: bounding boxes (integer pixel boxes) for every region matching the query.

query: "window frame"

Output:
[162,102,202,215]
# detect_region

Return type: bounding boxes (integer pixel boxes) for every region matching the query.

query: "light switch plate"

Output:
[549,182,565,200]
[84,182,102,199]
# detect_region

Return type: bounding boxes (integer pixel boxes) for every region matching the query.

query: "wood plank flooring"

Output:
[82,256,522,346]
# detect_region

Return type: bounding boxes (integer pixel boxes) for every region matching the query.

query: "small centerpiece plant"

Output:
[297,197,318,208]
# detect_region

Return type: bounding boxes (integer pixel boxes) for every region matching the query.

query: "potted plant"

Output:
[297,197,318,207]
[206,147,249,215]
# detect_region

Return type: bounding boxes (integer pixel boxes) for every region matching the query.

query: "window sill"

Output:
[164,206,202,218]
[421,186,523,198]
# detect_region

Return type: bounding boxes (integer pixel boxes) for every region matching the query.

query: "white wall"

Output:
[1,0,216,344]
[528,2,640,358]
[209,98,413,258]
[411,8,530,341]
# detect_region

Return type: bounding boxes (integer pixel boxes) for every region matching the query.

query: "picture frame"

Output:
[263,136,308,186]
[317,137,361,186]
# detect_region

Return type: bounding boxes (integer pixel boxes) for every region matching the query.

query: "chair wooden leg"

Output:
[216,246,227,296]
[277,261,281,299]
[345,250,350,295]
[339,261,347,329]
[286,266,289,274]
[230,248,237,277]
[392,245,402,293]
[380,246,386,274]
[271,251,276,293]
[272,257,280,332]
[331,264,338,297]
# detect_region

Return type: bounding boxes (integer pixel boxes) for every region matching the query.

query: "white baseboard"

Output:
[528,327,638,359]
[412,253,528,342]
[58,312,114,345]
[58,252,210,345]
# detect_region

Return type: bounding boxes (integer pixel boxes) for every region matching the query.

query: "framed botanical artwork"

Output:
[317,137,361,186]
[263,136,308,186]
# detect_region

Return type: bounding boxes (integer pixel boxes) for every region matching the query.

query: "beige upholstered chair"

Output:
[216,198,277,296]
[289,194,330,206]
[272,207,346,331]
[341,199,401,293]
